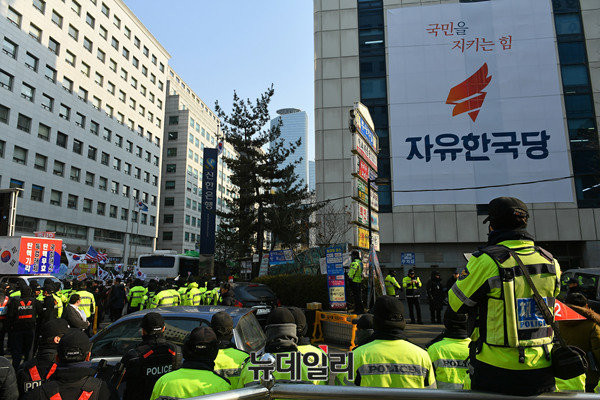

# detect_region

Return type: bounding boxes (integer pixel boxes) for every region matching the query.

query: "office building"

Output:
[314,0,600,269]
[0,0,169,262]
[157,67,237,253]
[270,108,310,188]
[309,160,315,191]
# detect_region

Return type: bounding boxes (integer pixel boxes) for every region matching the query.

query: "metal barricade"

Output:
[311,311,357,350]
[178,383,599,400]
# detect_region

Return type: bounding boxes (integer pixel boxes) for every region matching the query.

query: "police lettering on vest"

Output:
[146,365,173,376]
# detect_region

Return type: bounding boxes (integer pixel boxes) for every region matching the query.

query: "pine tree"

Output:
[215,86,321,277]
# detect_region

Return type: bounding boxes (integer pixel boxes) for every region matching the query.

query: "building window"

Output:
[41,94,53,111]
[122,47,129,60]
[48,37,60,55]
[7,7,22,27]
[0,69,13,90]
[83,37,93,52]
[96,202,105,215]
[121,208,128,221]
[113,15,121,28]
[71,0,81,15]
[59,104,70,120]
[165,181,175,190]
[81,62,90,77]
[134,36,140,48]
[21,83,35,102]
[34,154,47,171]
[29,24,42,42]
[51,10,63,27]
[33,0,46,13]
[44,65,56,82]
[168,116,179,125]
[83,198,92,212]
[101,152,109,166]
[56,132,67,148]
[109,205,117,218]
[124,26,131,38]
[90,121,99,136]
[166,148,177,157]
[37,123,50,141]
[24,53,38,71]
[75,113,85,128]
[70,167,80,182]
[31,184,44,202]
[85,171,94,186]
[162,232,173,241]
[110,181,119,194]
[17,114,32,132]
[111,37,119,50]
[101,2,110,17]
[86,13,95,28]
[99,25,108,40]
[50,190,61,206]
[68,24,79,41]
[2,37,17,59]
[53,160,64,176]
[72,139,83,154]
[166,164,176,173]
[165,197,174,206]
[113,157,121,171]
[67,194,78,209]
[62,77,73,93]
[99,177,107,191]
[65,50,76,66]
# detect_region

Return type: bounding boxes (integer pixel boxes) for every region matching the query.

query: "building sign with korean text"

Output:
[353,111,378,153]
[199,148,218,254]
[352,133,378,172]
[387,0,572,205]
[352,178,369,205]
[325,244,346,309]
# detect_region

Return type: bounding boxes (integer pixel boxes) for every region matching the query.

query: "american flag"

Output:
[84,246,108,263]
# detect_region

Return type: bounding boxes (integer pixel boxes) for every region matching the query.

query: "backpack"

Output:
[41,376,102,400]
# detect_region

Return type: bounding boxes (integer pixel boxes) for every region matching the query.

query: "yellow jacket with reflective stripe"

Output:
[182,285,202,306]
[348,259,363,283]
[384,275,401,296]
[426,337,471,390]
[214,347,248,389]
[297,344,328,385]
[73,290,95,318]
[150,290,176,308]
[556,374,586,392]
[448,240,561,371]
[150,368,231,400]
[336,339,435,388]
[127,286,147,308]
[237,351,318,389]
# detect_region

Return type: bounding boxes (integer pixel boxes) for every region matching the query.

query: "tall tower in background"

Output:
[270,108,309,188]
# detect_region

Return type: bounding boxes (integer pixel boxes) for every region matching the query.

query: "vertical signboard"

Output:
[199,148,218,254]
[325,244,346,309]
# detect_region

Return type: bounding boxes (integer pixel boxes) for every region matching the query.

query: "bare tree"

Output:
[314,202,352,247]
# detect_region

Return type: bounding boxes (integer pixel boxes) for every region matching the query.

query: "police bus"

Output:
[137,251,211,278]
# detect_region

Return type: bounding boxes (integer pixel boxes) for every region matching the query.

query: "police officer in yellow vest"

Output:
[384,271,401,297]
[288,307,328,384]
[211,312,248,388]
[402,269,423,324]
[426,309,471,390]
[150,327,230,399]
[126,280,147,314]
[72,281,95,321]
[150,283,177,308]
[336,295,435,388]
[348,250,365,314]
[182,282,202,306]
[448,197,561,396]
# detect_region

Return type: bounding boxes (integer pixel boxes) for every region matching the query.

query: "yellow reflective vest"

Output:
[73,290,95,318]
[384,275,401,296]
[150,367,231,400]
[448,240,561,371]
[556,374,586,392]
[127,286,147,310]
[349,259,363,284]
[150,290,177,308]
[336,339,436,388]
[426,337,471,390]
[214,347,248,389]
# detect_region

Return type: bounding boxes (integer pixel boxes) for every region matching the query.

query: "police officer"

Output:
[211,311,248,388]
[426,270,444,324]
[0,356,18,400]
[150,283,176,308]
[40,281,63,323]
[126,279,147,314]
[288,307,328,384]
[238,308,318,388]
[17,319,69,395]
[143,280,159,310]
[57,281,72,305]
[426,309,471,390]
[7,286,42,369]
[448,196,561,396]
[348,250,364,314]
[182,281,202,306]
[351,314,375,347]
[119,312,182,400]
[150,327,230,399]
[384,271,402,297]
[402,269,423,324]
[72,281,95,322]
[22,330,118,400]
[336,296,435,388]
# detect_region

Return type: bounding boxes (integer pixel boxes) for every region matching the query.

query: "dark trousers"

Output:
[109,306,122,322]
[349,281,364,314]
[406,296,422,323]
[8,329,34,369]
[429,304,442,323]
[0,325,5,356]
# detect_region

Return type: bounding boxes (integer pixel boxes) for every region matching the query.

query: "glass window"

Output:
[83,198,92,212]
[554,13,582,36]
[360,77,387,99]
[83,37,93,52]
[48,37,60,55]
[33,0,45,13]
[12,146,27,165]
[124,26,131,39]
[561,65,589,87]
[38,123,50,140]
[59,104,70,120]
[71,0,81,15]
[70,167,80,182]
[100,25,108,40]
[20,84,34,102]
[44,65,56,82]
[53,160,64,176]
[85,171,94,186]
[31,184,44,202]
[51,10,63,27]
[97,202,105,215]
[557,41,586,64]
[7,7,22,27]
[168,132,178,140]
[565,94,594,117]
[72,139,83,154]
[113,15,121,28]
[34,154,46,171]
[99,177,107,191]
[17,114,31,132]
[24,53,38,71]
[101,152,109,165]
[86,13,95,28]
[50,190,61,206]
[101,3,109,17]
[166,164,176,173]
[29,24,42,42]
[67,194,78,209]
[3,37,18,59]
[68,24,79,40]
[165,181,175,189]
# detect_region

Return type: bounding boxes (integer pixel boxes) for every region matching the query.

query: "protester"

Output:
[108,278,126,321]
[62,294,90,331]
[426,270,444,324]
[219,283,234,306]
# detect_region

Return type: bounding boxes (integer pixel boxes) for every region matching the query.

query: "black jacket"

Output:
[220,291,235,307]
[120,335,182,400]
[6,295,42,331]
[62,305,89,330]
[17,345,58,395]
[22,363,118,400]
[0,356,18,400]
[108,284,126,309]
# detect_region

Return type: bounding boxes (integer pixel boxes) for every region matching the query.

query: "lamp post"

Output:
[366,176,390,310]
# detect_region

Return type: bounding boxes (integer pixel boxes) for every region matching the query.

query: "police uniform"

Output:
[348,255,364,314]
[427,338,471,389]
[336,296,435,388]
[211,311,247,388]
[150,327,230,400]
[7,288,42,370]
[556,375,586,393]
[448,197,561,396]
[149,289,176,308]
[126,284,147,313]
[384,274,401,296]
[182,283,202,306]
[402,270,422,324]
[72,288,95,320]
[120,313,182,400]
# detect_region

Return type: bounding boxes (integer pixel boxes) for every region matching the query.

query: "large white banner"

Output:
[387,0,573,205]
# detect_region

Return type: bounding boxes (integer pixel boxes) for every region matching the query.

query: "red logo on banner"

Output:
[358,159,369,182]
[446,63,492,122]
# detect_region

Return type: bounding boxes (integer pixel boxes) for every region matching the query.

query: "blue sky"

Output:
[124,0,315,160]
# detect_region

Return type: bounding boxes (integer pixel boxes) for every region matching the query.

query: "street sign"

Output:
[352,133,378,172]
[355,226,370,249]
[401,252,416,266]
[325,244,346,310]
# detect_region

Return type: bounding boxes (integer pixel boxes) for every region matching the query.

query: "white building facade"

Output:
[314,0,600,271]
[0,0,169,262]
[157,67,237,253]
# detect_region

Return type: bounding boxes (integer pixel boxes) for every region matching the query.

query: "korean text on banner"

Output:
[325,244,346,310]
[18,237,62,275]
[387,0,572,205]
[199,148,218,254]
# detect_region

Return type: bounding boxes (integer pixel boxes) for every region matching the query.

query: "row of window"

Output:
[1,33,164,135]
[169,69,217,121]
[0,140,157,204]
[0,103,160,181]
[7,178,154,226]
